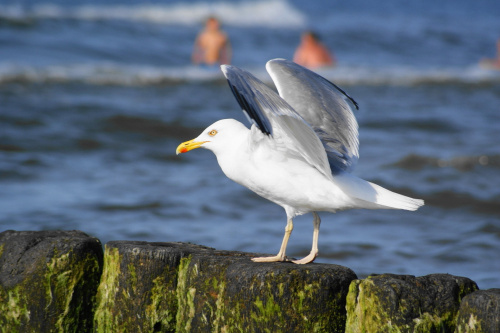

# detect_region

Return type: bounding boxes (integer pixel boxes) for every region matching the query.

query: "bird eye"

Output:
[208,130,218,136]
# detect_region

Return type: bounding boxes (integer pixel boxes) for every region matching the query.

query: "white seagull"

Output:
[176,59,424,264]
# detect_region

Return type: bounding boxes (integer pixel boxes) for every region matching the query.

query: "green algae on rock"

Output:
[0,230,103,333]
[94,241,214,333]
[345,273,479,333]
[3,232,495,332]
[174,250,357,332]
[455,288,500,333]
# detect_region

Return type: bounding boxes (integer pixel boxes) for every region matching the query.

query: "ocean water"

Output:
[1,0,499,289]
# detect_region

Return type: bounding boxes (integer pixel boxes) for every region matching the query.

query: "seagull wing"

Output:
[266,58,359,174]
[221,64,333,180]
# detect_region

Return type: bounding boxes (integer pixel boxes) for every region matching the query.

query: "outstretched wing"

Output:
[266,58,359,174]
[221,64,333,180]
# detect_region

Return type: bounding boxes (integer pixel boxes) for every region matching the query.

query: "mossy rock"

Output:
[175,250,357,332]
[94,241,356,332]
[0,230,103,333]
[94,241,214,333]
[345,273,479,333]
[455,288,500,333]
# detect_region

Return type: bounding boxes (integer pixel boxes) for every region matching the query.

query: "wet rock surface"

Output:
[0,231,497,332]
[0,230,103,332]
[455,288,500,333]
[345,273,479,333]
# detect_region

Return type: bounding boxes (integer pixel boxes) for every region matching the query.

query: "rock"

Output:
[93,241,357,332]
[0,230,103,332]
[176,249,357,332]
[455,288,500,333]
[345,273,479,333]
[93,241,214,332]
[3,231,494,332]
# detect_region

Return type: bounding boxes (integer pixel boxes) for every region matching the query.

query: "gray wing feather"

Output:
[266,58,359,173]
[221,64,333,180]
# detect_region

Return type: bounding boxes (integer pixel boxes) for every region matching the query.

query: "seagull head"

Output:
[176,119,248,156]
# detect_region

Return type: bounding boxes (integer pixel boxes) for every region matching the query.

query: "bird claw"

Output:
[251,253,317,264]
[291,252,317,264]
[251,255,291,263]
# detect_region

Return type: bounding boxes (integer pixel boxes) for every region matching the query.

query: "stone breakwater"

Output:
[0,230,498,332]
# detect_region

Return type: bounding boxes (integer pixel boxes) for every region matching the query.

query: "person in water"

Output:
[293,31,335,69]
[192,16,232,66]
[480,38,500,70]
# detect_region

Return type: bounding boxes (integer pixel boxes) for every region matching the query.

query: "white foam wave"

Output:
[0,63,499,87]
[316,65,500,86]
[0,0,306,28]
[0,63,225,86]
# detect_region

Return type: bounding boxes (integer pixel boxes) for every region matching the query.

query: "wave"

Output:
[315,65,500,87]
[104,115,203,139]
[0,63,226,85]
[391,153,500,172]
[389,153,500,214]
[424,190,500,215]
[1,62,499,87]
[0,0,305,28]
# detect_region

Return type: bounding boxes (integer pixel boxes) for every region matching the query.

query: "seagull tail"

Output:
[365,181,424,211]
[336,173,424,211]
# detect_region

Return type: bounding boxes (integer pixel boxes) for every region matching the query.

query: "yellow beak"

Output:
[176,139,208,155]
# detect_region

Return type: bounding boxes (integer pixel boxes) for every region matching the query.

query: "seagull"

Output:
[176,59,424,264]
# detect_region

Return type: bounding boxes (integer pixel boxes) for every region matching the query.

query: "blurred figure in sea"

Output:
[480,38,500,70]
[192,16,232,66]
[293,31,335,69]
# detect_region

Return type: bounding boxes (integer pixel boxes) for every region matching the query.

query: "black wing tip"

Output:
[321,77,359,110]
[225,75,273,136]
[349,95,360,110]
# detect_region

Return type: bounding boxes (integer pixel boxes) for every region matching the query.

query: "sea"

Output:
[1,0,499,289]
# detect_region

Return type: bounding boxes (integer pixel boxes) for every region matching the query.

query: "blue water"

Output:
[1,0,500,289]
